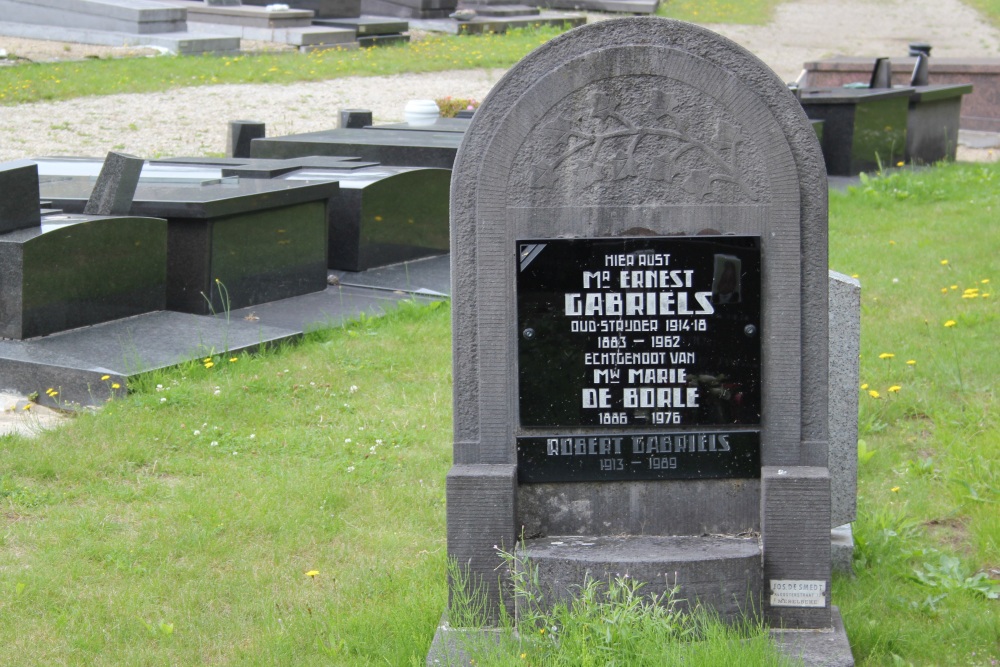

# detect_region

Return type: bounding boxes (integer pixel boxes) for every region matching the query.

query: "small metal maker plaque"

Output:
[516,236,761,483]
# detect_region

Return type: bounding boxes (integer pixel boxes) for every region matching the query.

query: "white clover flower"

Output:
[349,385,359,393]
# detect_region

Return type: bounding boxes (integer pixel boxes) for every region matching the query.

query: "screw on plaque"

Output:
[522,328,536,340]
[744,324,757,337]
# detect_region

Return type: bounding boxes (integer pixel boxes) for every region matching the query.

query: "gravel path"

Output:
[2,0,999,162]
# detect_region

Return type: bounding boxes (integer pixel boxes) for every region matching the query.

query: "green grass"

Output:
[829,162,1000,666]
[657,0,785,25]
[961,0,1000,28]
[0,25,568,106]
[0,301,453,665]
[0,163,998,665]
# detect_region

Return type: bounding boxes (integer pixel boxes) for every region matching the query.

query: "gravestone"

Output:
[0,159,41,234]
[227,120,266,159]
[83,152,144,216]
[434,17,852,665]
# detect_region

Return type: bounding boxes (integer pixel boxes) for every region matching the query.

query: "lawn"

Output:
[1,162,997,665]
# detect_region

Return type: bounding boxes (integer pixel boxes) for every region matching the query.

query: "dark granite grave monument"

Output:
[0,213,167,340]
[35,158,336,315]
[431,17,852,665]
[0,159,41,235]
[798,86,912,175]
[251,126,465,168]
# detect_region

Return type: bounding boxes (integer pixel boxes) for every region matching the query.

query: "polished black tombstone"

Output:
[281,166,449,271]
[515,236,762,483]
[799,87,912,175]
[0,213,167,339]
[250,127,464,168]
[0,160,41,234]
[36,159,336,315]
[905,83,973,164]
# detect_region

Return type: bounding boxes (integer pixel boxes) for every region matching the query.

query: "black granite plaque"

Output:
[517,430,759,482]
[517,236,761,429]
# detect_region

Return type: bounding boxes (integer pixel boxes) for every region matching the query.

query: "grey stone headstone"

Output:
[828,271,859,528]
[206,0,242,6]
[227,120,266,159]
[83,152,144,216]
[0,159,41,234]
[339,108,373,129]
[870,57,893,89]
[440,16,841,655]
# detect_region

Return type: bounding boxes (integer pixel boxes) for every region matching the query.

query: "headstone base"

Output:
[427,606,855,666]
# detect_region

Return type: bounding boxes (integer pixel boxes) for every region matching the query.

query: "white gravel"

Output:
[2,0,999,162]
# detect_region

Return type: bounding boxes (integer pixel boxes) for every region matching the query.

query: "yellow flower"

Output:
[851,273,859,279]
[868,390,881,399]
[22,403,32,411]
[950,285,958,290]
[888,385,901,393]
[305,570,319,577]
[878,353,895,359]
[112,383,120,389]
[906,360,916,366]
[204,362,215,369]
[101,374,111,381]
[940,259,949,265]
[982,279,991,284]
[983,293,991,298]
[895,161,904,167]
[540,628,546,635]
[889,240,896,245]
[940,287,948,294]
[204,357,212,363]
[944,320,956,328]
[521,654,527,660]
[229,357,238,363]
[860,383,869,390]
[891,486,900,493]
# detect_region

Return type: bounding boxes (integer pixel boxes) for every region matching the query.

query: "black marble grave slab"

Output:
[281,166,449,271]
[330,253,450,296]
[799,87,912,175]
[906,84,973,164]
[313,16,408,34]
[516,236,762,429]
[0,310,298,408]
[227,283,426,332]
[0,213,167,339]
[37,166,337,315]
[364,117,471,133]
[251,127,464,168]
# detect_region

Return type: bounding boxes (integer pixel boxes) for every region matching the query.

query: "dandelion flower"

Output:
[895,161,904,167]
[860,383,869,390]
[22,403,32,411]
[868,390,881,399]
[906,360,916,366]
[878,353,895,359]
[204,361,215,369]
[229,357,238,363]
[950,285,958,290]
[944,320,956,328]
[305,570,319,577]
[889,240,896,245]
[891,486,900,493]
[101,374,111,381]
[982,279,990,284]
[940,288,948,293]
[112,383,120,389]
[851,273,859,279]
[888,385,901,393]
[940,259,949,265]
